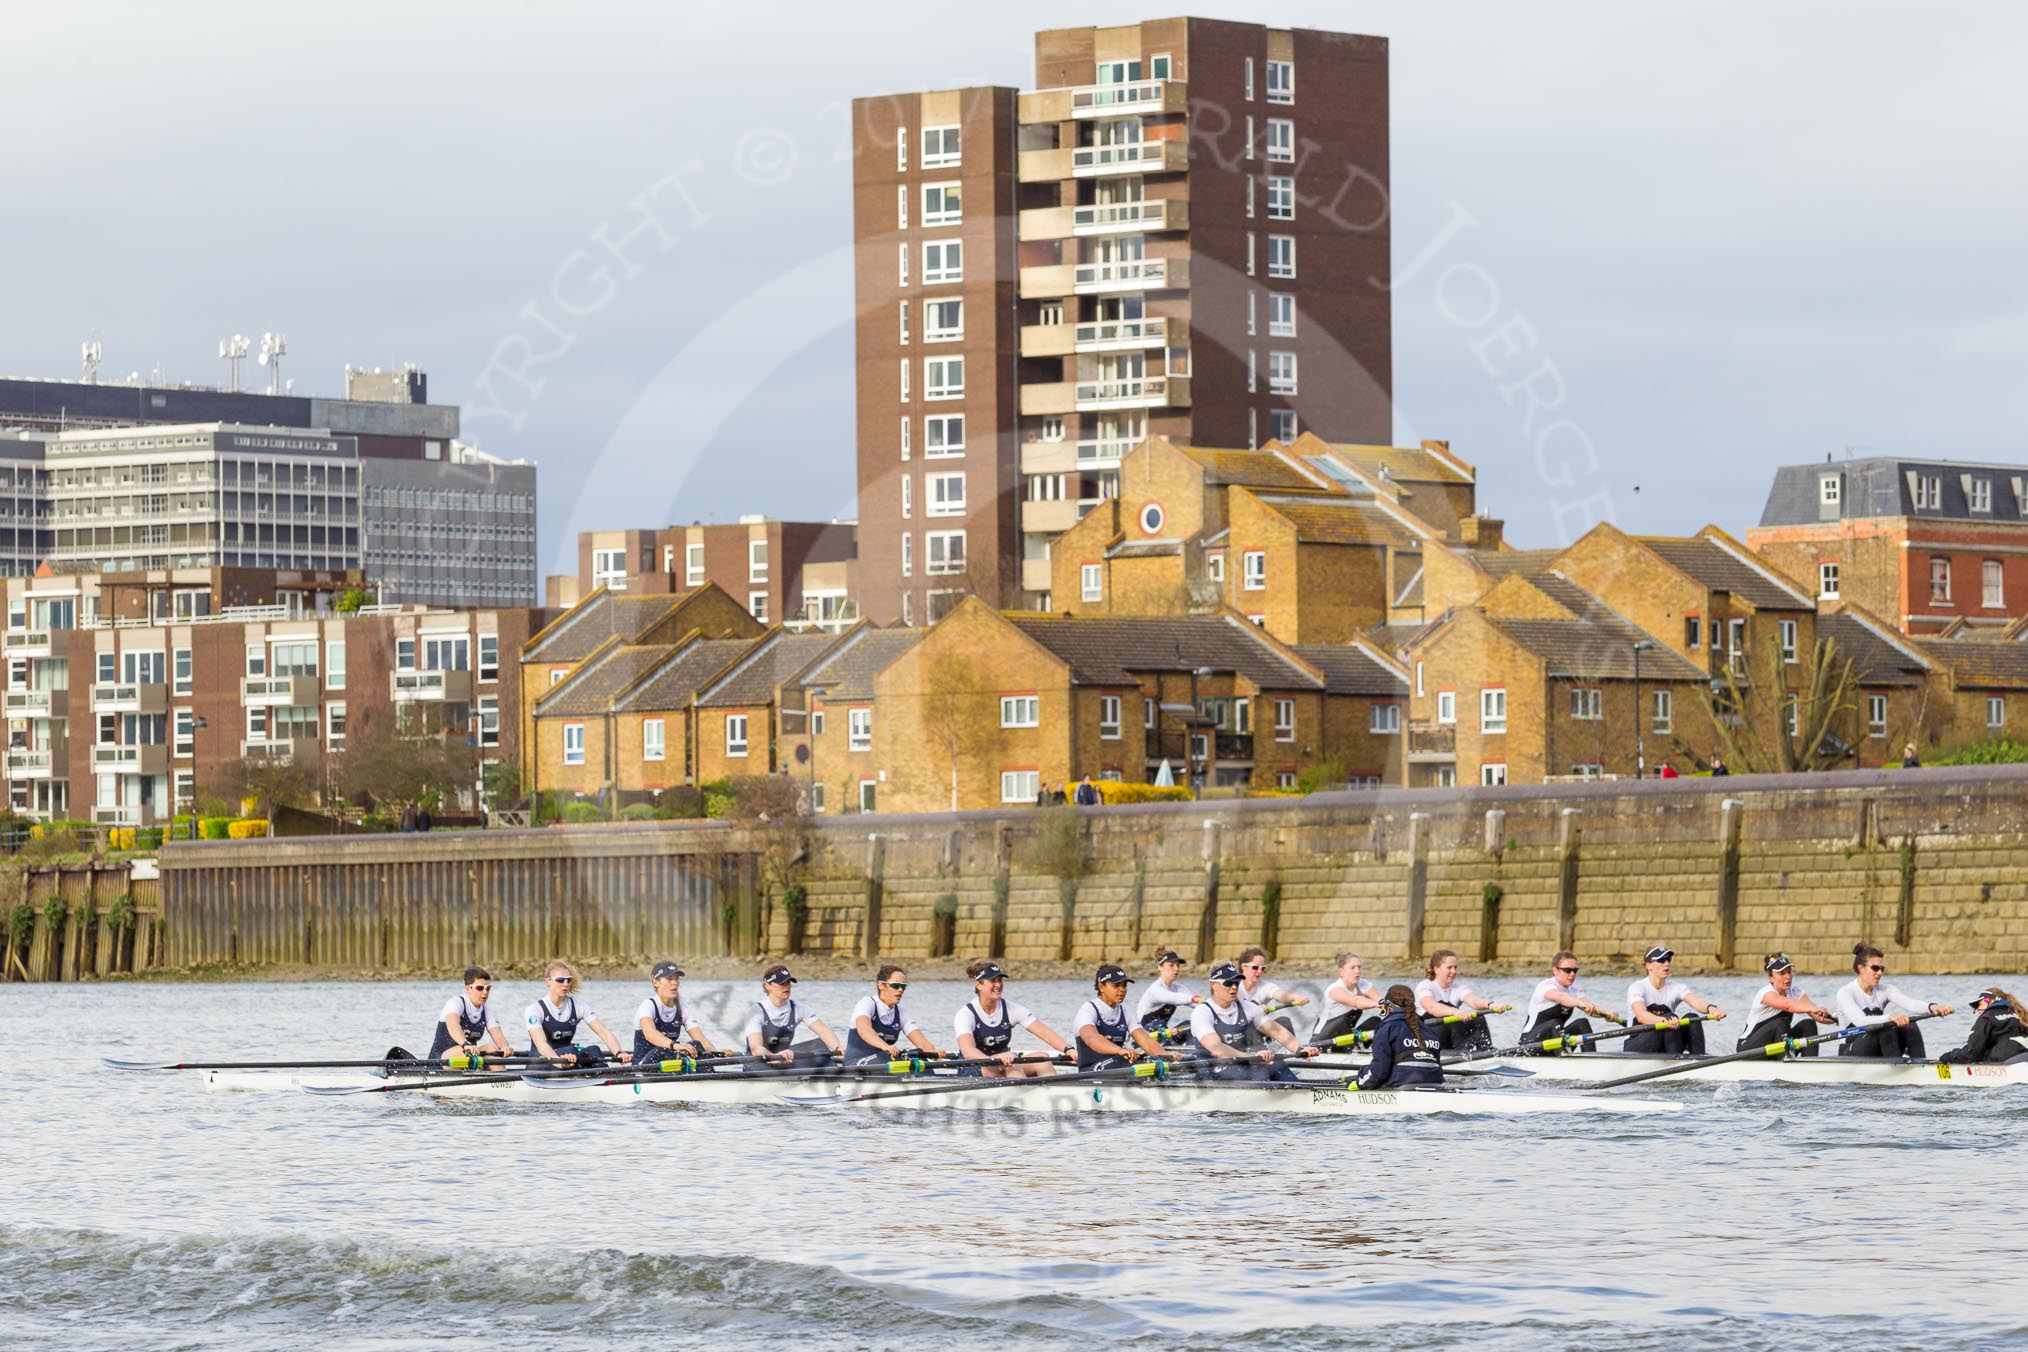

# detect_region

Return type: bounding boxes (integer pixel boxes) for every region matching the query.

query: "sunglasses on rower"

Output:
[470,983,492,992]
[1555,966,1578,975]
[885,982,908,991]
[1865,963,1885,973]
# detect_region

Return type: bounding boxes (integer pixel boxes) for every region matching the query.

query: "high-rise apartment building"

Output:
[854,18,1392,623]
[0,369,538,607]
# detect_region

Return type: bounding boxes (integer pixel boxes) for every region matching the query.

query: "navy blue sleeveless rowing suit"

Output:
[429,999,491,1059]
[1078,997,1134,1071]
[844,999,906,1065]
[632,996,688,1062]
[535,996,582,1054]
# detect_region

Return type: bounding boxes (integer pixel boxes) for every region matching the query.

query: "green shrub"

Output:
[42,896,67,930]
[1929,739,2028,766]
[1093,781,1194,805]
[1297,760,1347,795]
[107,894,136,934]
[704,792,733,820]
[781,884,808,921]
[8,902,35,946]
[133,827,163,852]
[198,817,232,841]
[658,785,707,819]
[560,802,604,824]
[618,802,659,821]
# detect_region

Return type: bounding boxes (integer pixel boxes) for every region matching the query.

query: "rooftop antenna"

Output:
[258,332,287,395]
[80,340,101,384]
[218,334,250,393]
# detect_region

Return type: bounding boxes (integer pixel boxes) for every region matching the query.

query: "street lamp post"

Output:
[1632,640,1655,779]
[803,683,830,815]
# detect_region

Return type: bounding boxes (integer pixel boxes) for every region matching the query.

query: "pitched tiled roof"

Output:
[1255,494,1418,548]
[1292,643,1408,698]
[614,638,758,713]
[1318,443,1473,485]
[1108,539,1184,559]
[1472,548,1559,580]
[1006,614,1322,689]
[1638,536,1811,610]
[793,627,923,702]
[697,631,844,707]
[1917,638,2028,690]
[1759,458,2028,528]
[524,591,681,662]
[1177,446,1330,493]
[1820,612,1929,687]
[535,645,671,718]
[1490,575,1706,681]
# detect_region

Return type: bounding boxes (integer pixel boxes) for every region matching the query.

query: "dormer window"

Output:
[1914,475,1942,511]
[1970,478,1993,513]
[1819,475,1841,508]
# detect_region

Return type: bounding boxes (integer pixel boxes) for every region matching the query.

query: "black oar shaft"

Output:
[1585,1012,1939,1090]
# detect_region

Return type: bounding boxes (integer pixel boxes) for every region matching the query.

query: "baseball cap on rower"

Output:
[1970,989,2003,1008]
[762,964,797,985]
[973,962,1008,982]
[1094,963,1135,987]
[1207,961,1243,986]
[1154,949,1185,967]
[651,960,684,980]
[1764,953,1793,975]
[1644,946,1676,965]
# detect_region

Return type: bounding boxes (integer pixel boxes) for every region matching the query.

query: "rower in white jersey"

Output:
[841,965,944,1066]
[742,963,843,1067]
[1415,949,1504,1052]
[955,960,1070,1077]
[525,960,629,1066]
[1736,952,1834,1053]
[1075,963,1177,1071]
[1519,951,1615,1052]
[428,965,516,1061]
[1235,947,1309,1038]
[1134,950,1200,1038]
[1309,952,1384,1046]
[1189,961,1317,1081]
[1835,943,1950,1058]
[1623,945,1725,1055]
[632,960,725,1063]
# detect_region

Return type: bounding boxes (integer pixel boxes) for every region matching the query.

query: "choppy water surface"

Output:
[5,971,2026,1350]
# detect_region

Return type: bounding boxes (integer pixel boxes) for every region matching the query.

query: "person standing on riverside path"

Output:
[428,966,516,1061]
[1835,944,1949,1058]
[1735,953,1834,1053]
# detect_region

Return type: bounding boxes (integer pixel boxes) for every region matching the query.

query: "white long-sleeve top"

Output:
[1833,979,1928,1030]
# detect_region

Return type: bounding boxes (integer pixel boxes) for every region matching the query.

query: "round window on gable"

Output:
[1139,502,1165,536]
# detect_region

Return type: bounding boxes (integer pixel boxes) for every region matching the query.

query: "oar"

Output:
[103,1054,547,1073]
[1585,1012,1942,1090]
[793,1056,1217,1106]
[1451,1014,1701,1065]
[520,1055,972,1092]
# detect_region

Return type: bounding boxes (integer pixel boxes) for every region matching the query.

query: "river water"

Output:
[5,970,2025,1350]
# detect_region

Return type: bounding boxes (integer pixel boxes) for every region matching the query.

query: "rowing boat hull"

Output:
[1460,1053,2028,1087]
[495,1074,1679,1116]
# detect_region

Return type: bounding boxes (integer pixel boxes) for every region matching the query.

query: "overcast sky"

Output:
[4,2,2025,574]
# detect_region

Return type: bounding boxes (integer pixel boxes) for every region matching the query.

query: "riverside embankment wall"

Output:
[17,764,2028,981]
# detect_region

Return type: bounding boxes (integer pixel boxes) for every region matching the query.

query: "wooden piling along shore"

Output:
[1,866,163,982]
[11,763,2028,982]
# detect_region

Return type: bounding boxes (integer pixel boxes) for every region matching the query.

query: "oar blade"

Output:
[102,1058,185,1071]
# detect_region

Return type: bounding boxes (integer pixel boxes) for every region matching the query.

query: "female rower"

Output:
[1835,944,1950,1058]
[956,960,1071,1077]
[1236,946,1309,1036]
[1352,985,1444,1090]
[1309,952,1384,1046]
[1942,989,2028,1064]
[1134,950,1198,1039]
[633,960,724,1063]
[1520,951,1613,1053]
[1736,953,1834,1054]
[1188,961,1318,1081]
[1075,963,1174,1071]
[743,963,843,1067]
[428,965,516,1061]
[1624,946,1725,1055]
[525,961,629,1066]
[841,965,943,1066]
[1415,949,1502,1052]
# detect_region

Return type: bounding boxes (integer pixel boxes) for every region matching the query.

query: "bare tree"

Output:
[335,718,476,811]
[1700,633,1859,774]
